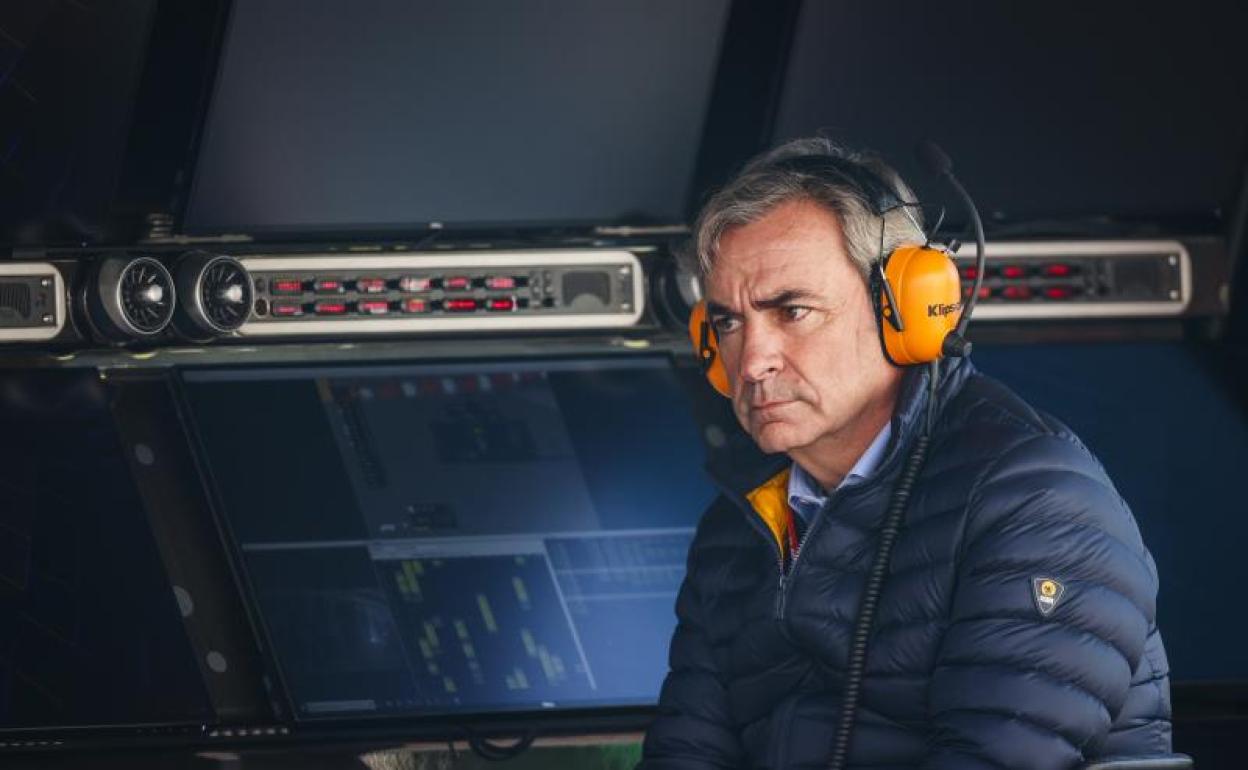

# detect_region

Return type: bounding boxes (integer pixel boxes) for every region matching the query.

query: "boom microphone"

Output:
[916,140,953,177]
[915,140,985,348]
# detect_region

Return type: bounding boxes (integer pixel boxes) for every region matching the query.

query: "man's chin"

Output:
[748,421,812,455]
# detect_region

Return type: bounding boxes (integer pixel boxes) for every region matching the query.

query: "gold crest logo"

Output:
[1032,577,1066,617]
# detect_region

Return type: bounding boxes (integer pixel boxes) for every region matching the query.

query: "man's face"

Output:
[704,198,901,456]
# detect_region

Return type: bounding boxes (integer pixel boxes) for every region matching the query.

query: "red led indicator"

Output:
[272,302,303,317]
[400,276,431,293]
[486,276,517,290]
[356,277,387,293]
[963,286,992,300]
[1043,264,1074,277]
[314,279,344,293]
[403,298,429,314]
[445,298,478,312]
[960,266,979,280]
[488,297,516,312]
[358,299,390,315]
[1002,285,1032,300]
[1001,265,1026,279]
[444,276,472,291]
[1043,287,1074,300]
[272,279,303,295]
[314,301,348,315]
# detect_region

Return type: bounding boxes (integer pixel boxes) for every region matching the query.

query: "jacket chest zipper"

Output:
[775,564,786,619]
[775,503,829,620]
[720,479,845,622]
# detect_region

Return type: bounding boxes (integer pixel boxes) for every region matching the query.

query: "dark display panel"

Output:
[182,357,715,718]
[0,1,158,247]
[0,369,211,729]
[974,342,1248,681]
[774,1,1248,232]
[184,0,730,234]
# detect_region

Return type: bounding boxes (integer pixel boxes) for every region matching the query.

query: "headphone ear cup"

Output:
[688,300,731,397]
[878,245,963,365]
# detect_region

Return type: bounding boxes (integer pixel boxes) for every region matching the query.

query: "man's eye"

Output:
[782,306,811,322]
[710,316,740,334]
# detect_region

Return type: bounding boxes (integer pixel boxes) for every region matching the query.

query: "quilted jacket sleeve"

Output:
[639,514,745,770]
[921,433,1163,770]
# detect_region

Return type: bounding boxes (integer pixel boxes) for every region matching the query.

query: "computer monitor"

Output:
[773,1,1248,233]
[181,355,716,718]
[183,0,731,235]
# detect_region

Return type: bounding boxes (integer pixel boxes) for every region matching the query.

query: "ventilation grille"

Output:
[0,283,31,321]
[199,258,251,331]
[120,258,175,334]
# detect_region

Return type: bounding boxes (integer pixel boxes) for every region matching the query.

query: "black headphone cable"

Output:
[827,360,939,770]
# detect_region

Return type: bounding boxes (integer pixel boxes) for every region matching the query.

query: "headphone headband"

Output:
[769,155,905,217]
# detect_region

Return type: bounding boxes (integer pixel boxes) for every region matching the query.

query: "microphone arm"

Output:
[945,172,986,339]
[917,141,987,347]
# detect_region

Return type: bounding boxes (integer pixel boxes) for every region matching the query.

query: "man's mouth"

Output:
[751,400,794,412]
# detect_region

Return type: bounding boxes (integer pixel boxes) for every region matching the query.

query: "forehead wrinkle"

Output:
[708,248,811,301]
[707,200,852,311]
[717,204,832,271]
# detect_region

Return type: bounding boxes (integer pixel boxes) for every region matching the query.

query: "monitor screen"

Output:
[773,1,1248,233]
[183,0,730,235]
[0,1,157,248]
[181,356,715,718]
[973,342,1248,681]
[0,369,211,729]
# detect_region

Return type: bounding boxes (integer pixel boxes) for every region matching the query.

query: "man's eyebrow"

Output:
[751,289,819,310]
[706,289,819,317]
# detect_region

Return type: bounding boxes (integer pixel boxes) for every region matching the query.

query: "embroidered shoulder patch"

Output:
[1031,577,1066,617]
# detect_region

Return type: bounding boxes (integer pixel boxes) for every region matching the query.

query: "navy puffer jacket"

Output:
[641,358,1171,770]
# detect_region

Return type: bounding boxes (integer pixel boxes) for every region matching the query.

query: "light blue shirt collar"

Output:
[787,422,892,522]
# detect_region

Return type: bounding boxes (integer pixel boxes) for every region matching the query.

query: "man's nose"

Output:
[738,320,783,384]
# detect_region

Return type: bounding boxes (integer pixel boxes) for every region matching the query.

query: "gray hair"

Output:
[690,137,924,282]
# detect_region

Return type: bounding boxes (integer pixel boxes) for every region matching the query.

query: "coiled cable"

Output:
[827,361,938,770]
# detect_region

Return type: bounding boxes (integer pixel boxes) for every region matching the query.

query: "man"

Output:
[640,138,1172,769]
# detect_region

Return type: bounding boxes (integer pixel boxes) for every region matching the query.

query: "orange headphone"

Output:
[689,154,973,398]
